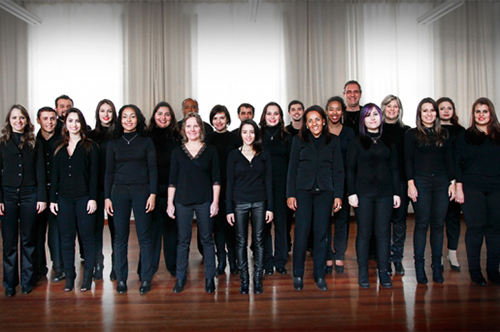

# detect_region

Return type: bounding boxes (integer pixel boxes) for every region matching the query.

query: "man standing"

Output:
[177,98,214,134]
[342,81,363,135]
[54,95,73,136]
[285,100,304,136]
[231,103,254,134]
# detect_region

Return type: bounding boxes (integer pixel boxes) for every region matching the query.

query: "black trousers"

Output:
[390,181,409,263]
[1,186,38,288]
[327,194,350,261]
[355,195,393,270]
[111,184,153,282]
[94,190,115,267]
[293,189,334,280]
[57,196,96,277]
[234,201,266,276]
[461,180,500,272]
[445,200,461,251]
[212,199,236,268]
[175,202,215,280]
[272,176,288,269]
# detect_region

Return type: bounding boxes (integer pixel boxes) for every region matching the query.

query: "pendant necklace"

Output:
[122,133,138,145]
[266,129,279,141]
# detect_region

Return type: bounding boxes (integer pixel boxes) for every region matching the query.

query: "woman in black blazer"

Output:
[0,105,46,297]
[50,108,98,292]
[287,105,344,291]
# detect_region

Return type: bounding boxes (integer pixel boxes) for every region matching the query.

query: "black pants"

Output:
[57,196,96,277]
[293,189,334,280]
[412,174,449,266]
[327,194,350,261]
[355,195,393,270]
[445,200,461,251]
[94,190,114,267]
[1,186,38,288]
[234,201,266,275]
[175,202,215,280]
[212,199,236,268]
[390,181,409,263]
[272,176,288,269]
[461,180,500,272]
[111,184,153,282]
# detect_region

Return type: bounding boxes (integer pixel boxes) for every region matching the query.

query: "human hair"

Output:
[239,119,263,155]
[343,80,362,93]
[469,97,500,143]
[54,94,73,108]
[299,105,331,144]
[415,97,446,146]
[181,112,205,143]
[37,106,57,119]
[55,108,93,155]
[209,105,231,126]
[360,103,383,138]
[0,104,36,149]
[259,102,286,139]
[381,94,406,126]
[237,103,255,115]
[288,100,304,113]
[325,96,346,124]
[114,104,148,139]
[147,101,181,140]
[93,99,118,141]
[436,97,462,127]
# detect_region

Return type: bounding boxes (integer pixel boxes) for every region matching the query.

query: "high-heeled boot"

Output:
[431,264,444,284]
[81,269,93,292]
[240,269,249,294]
[253,271,263,294]
[415,260,428,284]
[64,270,76,292]
[358,265,369,288]
[378,269,392,288]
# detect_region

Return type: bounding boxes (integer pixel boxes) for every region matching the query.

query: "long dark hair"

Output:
[0,104,36,149]
[325,96,346,124]
[299,105,331,144]
[92,99,117,141]
[468,97,500,144]
[415,97,447,146]
[436,97,462,127]
[259,102,287,140]
[147,101,181,141]
[54,108,93,155]
[239,119,263,155]
[114,104,148,139]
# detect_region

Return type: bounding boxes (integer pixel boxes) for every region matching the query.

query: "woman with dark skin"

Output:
[455,97,500,286]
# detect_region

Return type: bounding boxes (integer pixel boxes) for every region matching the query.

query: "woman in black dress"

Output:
[50,108,98,292]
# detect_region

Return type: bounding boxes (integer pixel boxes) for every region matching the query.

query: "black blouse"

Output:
[88,128,113,192]
[206,131,240,197]
[262,125,292,181]
[149,128,181,191]
[36,130,61,187]
[383,123,411,182]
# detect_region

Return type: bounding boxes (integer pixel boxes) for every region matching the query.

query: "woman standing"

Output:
[260,102,292,275]
[437,97,464,272]
[50,108,98,292]
[88,99,117,280]
[287,106,344,290]
[405,97,456,284]
[381,95,411,274]
[0,105,46,296]
[347,103,400,288]
[227,119,273,294]
[167,112,220,294]
[325,96,355,274]
[455,98,500,286]
[105,104,157,294]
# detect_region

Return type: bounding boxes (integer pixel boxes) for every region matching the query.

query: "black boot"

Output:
[254,272,263,294]
[93,263,104,280]
[240,269,249,294]
[487,269,500,286]
[205,278,215,293]
[432,264,444,284]
[378,269,392,288]
[470,270,487,286]
[215,259,226,276]
[64,270,76,292]
[415,261,428,284]
[80,269,93,292]
[358,265,369,288]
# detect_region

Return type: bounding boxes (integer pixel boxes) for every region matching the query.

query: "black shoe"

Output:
[168,270,176,277]
[5,288,15,297]
[276,267,287,274]
[325,265,333,274]
[53,271,66,282]
[358,266,370,288]
[265,268,274,276]
[394,262,405,275]
[81,270,93,292]
[378,269,392,288]
[21,285,33,294]
[205,278,215,293]
[470,270,487,286]
[116,281,127,293]
[335,264,345,274]
[173,279,186,293]
[240,282,249,294]
[64,278,75,292]
[109,270,117,281]
[293,277,303,291]
[387,263,393,275]
[139,281,151,294]
[432,264,444,284]
[254,277,263,294]
[315,278,327,290]
[93,263,104,280]
[230,266,239,275]
[487,270,500,286]
[415,264,428,285]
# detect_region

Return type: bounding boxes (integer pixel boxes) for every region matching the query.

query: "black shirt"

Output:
[383,123,411,181]
[88,127,113,192]
[226,149,273,214]
[148,128,181,191]
[206,131,240,197]
[262,125,292,182]
[285,123,300,137]
[344,107,362,135]
[36,130,61,187]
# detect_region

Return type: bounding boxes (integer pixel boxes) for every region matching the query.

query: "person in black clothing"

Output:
[405,97,456,285]
[227,119,273,294]
[54,95,73,136]
[437,97,465,272]
[285,100,304,137]
[0,105,47,297]
[231,103,255,134]
[381,95,411,275]
[167,112,220,294]
[206,105,240,276]
[347,103,400,288]
[342,81,363,135]
[455,97,500,286]
[287,105,344,291]
[50,108,98,292]
[176,98,214,135]
[325,96,355,275]
[260,102,293,275]
[88,99,118,281]
[105,105,157,294]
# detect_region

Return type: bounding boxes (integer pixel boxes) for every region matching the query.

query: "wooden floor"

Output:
[1,216,500,331]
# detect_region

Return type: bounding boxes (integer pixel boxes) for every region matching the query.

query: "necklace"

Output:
[122,133,138,145]
[346,111,359,124]
[266,128,279,141]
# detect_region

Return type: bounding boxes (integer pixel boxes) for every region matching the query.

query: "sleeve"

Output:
[210,146,221,186]
[286,136,300,198]
[346,139,359,195]
[35,141,47,202]
[168,147,180,188]
[264,151,274,212]
[404,129,416,181]
[225,150,236,214]
[50,150,59,203]
[455,131,465,183]
[389,142,400,196]
[331,137,345,199]
[89,143,99,201]
[104,140,116,199]
[146,138,158,195]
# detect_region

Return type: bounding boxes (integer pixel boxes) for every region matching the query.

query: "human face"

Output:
[364,109,381,133]
[327,101,343,125]
[10,109,27,133]
[99,103,114,127]
[55,99,73,119]
[183,99,198,116]
[289,103,304,122]
[212,112,228,132]
[154,106,172,129]
[306,111,325,138]
[241,124,255,146]
[66,112,82,136]
[184,117,201,142]
[265,106,281,127]
[474,104,491,128]
[384,99,400,124]
[121,108,138,133]
[438,101,454,123]
[420,103,437,128]
[343,83,361,109]
[238,107,254,121]
[37,111,56,135]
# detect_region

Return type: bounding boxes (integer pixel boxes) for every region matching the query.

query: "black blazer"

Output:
[0,138,46,203]
[286,134,344,199]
